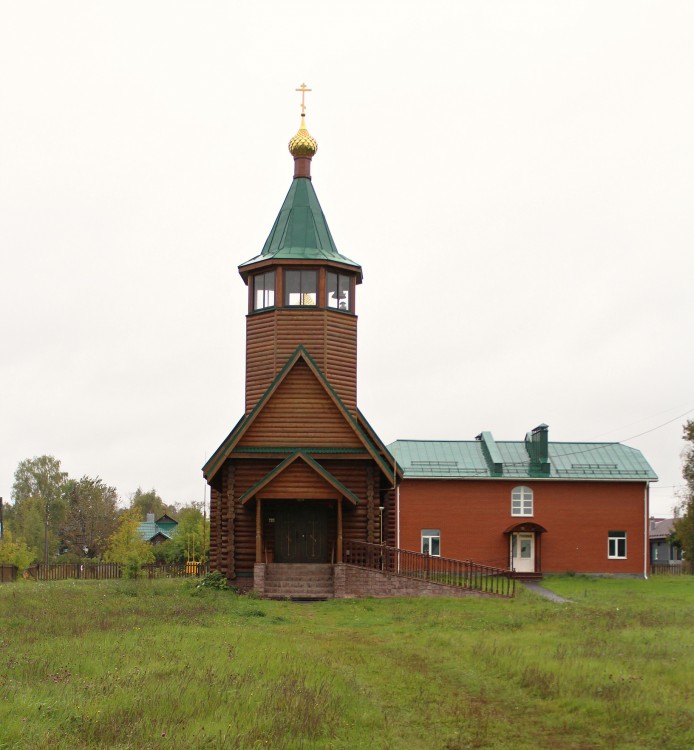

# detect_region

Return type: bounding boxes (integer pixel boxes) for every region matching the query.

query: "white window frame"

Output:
[253,271,275,310]
[608,531,627,559]
[285,269,317,307]
[421,529,440,557]
[326,271,352,311]
[511,486,533,517]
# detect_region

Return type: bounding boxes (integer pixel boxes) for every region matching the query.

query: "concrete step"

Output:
[264,582,334,592]
[262,563,335,600]
[265,586,335,599]
[265,567,333,582]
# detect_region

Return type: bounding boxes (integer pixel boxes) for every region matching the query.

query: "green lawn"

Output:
[1,575,693,749]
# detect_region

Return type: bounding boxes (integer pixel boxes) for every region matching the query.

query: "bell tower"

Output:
[238,88,362,415]
[204,87,400,588]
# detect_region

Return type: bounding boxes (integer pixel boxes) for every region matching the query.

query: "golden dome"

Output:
[288,116,318,158]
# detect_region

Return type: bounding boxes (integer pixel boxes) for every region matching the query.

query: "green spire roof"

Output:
[239,177,361,275]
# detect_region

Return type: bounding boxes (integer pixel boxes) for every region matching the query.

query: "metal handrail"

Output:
[343,540,515,597]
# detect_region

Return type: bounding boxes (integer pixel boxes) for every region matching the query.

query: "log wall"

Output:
[246,309,357,414]
[210,457,386,579]
[238,358,363,449]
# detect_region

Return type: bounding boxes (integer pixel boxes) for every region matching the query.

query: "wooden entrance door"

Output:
[511,532,535,573]
[274,503,328,563]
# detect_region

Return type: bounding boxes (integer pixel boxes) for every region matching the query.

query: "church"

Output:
[203,91,657,597]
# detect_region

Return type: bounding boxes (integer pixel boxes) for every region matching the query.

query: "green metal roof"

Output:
[388,438,657,480]
[239,177,361,274]
[136,521,176,542]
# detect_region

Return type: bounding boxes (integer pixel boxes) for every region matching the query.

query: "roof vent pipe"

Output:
[525,424,550,472]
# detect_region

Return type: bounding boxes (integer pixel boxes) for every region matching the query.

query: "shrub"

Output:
[0,531,36,571]
[196,570,232,590]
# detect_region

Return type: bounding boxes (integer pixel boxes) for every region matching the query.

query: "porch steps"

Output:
[263,563,334,600]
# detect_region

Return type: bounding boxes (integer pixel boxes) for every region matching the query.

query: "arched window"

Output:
[511,486,533,516]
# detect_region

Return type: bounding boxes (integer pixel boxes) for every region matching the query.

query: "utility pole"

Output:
[44,501,49,567]
[0,497,4,541]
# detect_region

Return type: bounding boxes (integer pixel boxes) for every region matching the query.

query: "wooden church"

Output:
[204,90,656,596]
[203,92,411,597]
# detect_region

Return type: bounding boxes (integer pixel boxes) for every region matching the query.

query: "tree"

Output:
[130,488,176,521]
[0,529,36,570]
[104,507,154,577]
[674,420,694,560]
[11,456,67,564]
[60,476,120,559]
[160,504,208,564]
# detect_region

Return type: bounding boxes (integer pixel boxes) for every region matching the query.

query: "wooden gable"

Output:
[238,453,360,505]
[203,347,397,483]
[260,459,335,499]
[237,357,363,449]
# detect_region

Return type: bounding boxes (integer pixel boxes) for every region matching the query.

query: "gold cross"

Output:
[295,82,312,116]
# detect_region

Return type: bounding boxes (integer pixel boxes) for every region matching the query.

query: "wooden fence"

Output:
[0,564,18,583]
[22,561,208,582]
[650,562,692,576]
[343,540,515,598]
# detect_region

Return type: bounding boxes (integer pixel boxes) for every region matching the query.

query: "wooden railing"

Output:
[343,541,515,598]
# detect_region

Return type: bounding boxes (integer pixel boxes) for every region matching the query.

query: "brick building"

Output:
[391,426,657,578]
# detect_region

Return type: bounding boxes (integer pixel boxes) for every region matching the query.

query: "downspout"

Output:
[644,482,649,580]
[396,485,400,549]
[396,485,401,574]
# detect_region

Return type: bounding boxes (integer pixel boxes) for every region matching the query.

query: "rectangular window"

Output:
[421,529,440,557]
[253,271,275,310]
[608,531,626,559]
[285,270,317,306]
[327,271,351,311]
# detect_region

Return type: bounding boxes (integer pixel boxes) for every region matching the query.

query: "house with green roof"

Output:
[390,424,657,578]
[137,513,179,545]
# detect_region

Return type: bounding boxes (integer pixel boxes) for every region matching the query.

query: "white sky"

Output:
[1,1,692,517]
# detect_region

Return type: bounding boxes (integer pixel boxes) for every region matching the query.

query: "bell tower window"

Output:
[285,270,317,306]
[327,272,352,311]
[253,271,275,310]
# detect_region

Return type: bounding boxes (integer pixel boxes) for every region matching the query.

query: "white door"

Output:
[511,532,535,573]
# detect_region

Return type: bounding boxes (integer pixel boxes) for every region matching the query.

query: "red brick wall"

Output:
[334,564,483,599]
[398,479,648,575]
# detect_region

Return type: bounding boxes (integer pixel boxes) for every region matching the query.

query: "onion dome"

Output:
[288,116,318,158]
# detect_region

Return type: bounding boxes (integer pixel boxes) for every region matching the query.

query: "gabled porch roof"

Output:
[238,451,360,506]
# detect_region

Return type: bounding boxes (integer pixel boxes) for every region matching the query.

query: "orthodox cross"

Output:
[295,82,312,115]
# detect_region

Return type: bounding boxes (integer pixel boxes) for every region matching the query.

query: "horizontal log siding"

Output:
[246,310,357,414]
[258,460,340,500]
[317,459,370,544]
[238,359,363,449]
[209,486,221,571]
[324,313,357,413]
[382,488,397,547]
[213,457,384,579]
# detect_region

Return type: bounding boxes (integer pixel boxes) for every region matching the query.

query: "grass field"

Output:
[1,575,693,750]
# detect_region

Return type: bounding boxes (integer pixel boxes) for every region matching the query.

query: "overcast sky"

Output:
[1,1,692,518]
